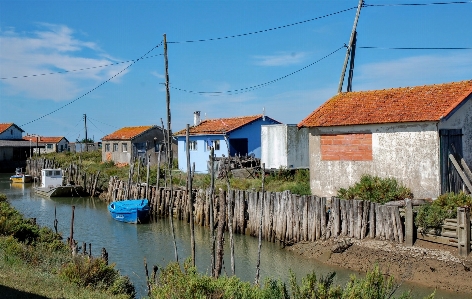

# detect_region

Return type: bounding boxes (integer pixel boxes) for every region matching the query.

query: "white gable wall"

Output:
[308,122,440,199]
[0,125,23,140]
[439,96,472,165]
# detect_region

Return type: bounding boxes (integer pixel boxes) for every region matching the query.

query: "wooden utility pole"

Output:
[337,0,363,93]
[163,34,178,262]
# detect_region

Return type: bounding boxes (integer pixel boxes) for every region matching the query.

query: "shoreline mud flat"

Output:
[286,238,472,296]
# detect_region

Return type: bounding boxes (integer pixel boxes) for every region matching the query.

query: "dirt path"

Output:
[286,238,472,296]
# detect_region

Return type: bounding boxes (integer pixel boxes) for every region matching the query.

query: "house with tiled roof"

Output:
[174,112,280,173]
[298,80,472,199]
[0,123,44,171]
[23,135,69,153]
[101,125,174,165]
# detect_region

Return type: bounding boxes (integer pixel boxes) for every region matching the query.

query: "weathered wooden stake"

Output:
[209,148,216,276]
[457,207,471,257]
[255,163,265,285]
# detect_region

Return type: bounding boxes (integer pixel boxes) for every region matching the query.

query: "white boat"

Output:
[33,168,87,197]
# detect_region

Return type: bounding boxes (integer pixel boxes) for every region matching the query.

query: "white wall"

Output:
[308,122,440,199]
[261,124,308,169]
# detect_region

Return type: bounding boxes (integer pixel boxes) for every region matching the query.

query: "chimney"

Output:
[194,111,201,126]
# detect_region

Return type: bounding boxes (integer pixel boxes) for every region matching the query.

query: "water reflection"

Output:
[0,174,466,299]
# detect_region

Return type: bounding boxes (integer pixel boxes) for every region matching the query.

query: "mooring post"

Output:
[457,207,471,257]
[405,199,414,246]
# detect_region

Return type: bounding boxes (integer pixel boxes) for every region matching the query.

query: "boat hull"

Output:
[33,185,88,197]
[108,199,150,224]
[10,175,33,183]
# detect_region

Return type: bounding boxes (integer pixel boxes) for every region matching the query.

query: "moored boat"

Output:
[10,168,33,183]
[33,168,87,197]
[108,199,150,224]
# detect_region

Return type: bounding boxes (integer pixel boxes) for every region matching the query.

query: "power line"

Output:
[170,45,345,95]
[168,7,357,43]
[87,116,118,129]
[1,54,162,80]
[359,46,472,49]
[86,118,107,136]
[364,1,472,7]
[20,42,163,127]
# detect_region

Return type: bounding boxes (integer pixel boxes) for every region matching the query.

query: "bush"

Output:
[59,256,135,298]
[415,192,472,232]
[337,174,413,204]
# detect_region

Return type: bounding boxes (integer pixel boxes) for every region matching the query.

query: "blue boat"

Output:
[108,199,150,224]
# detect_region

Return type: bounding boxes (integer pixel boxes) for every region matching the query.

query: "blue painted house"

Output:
[175,112,281,173]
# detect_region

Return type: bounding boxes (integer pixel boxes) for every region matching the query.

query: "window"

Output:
[105,143,110,152]
[189,140,197,151]
[122,143,128,152]
[206,140,220,151]
[47,144,53,149]
[113,143,118,152]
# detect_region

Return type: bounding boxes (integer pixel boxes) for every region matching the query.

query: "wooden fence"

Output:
[26,158,102,197]
[106,177,404,244]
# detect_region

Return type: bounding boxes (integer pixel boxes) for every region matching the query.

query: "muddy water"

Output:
[1,174,464,299]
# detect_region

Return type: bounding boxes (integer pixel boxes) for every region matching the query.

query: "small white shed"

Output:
[261,124,309,170]
[40,169,63,188]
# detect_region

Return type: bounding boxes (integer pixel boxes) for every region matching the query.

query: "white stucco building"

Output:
[298,80,472,199]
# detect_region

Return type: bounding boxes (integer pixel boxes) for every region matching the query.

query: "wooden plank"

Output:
[449,153,472,193]
[369,202,375,238]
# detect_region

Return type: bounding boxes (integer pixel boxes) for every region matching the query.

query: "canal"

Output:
[0,174,463,298]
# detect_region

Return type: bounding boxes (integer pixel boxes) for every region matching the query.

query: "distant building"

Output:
[0,123,43,171]
[101,125,175,165]
[174,112,281,173]
[23,135,69,153]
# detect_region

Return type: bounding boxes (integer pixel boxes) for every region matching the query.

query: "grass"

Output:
[0,193,135,299]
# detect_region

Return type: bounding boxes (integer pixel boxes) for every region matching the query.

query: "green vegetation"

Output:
[0,193,135,299]
[147,259,432,299]
[336,174,413,204]
[36,152,312,195]
[415,192,472,232]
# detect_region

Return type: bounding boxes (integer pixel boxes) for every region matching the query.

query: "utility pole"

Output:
[163,34,178,262]
[83,114,88,151]
[337,0,363,93]
[164,34,172,167]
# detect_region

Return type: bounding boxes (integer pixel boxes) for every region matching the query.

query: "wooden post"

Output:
[69,205,75,247]
[214,189,226,278]
[255,163,265,285]
[457,207,471,257]
[225,159,235,276]
[209,148,215,275]
[186,125,195,267]
[146,154,150,199]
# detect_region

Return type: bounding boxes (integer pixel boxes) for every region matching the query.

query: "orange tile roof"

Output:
[298,80,472,128]
[175,114,268,136]
[0,123,24,134]
[23,136,65,143]
[102,126,155,141]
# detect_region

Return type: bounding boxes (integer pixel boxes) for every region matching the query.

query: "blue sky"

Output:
[1,0,471,142]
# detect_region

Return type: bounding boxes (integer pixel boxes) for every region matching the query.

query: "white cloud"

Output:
[353,52,472,91]
[253,51,308,66]
[0,24,128,101]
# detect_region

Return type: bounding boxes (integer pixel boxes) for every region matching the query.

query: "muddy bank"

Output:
[286,238,472,295]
